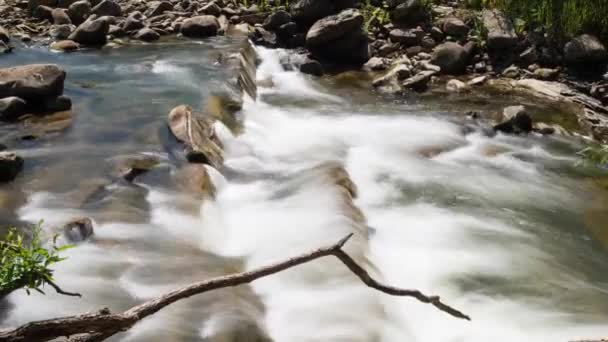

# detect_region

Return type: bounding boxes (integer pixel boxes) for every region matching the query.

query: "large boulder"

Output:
[290,0,359,25]
[68,17,110,45]
[0,64,66,102]
[168,105,223,168]
[263,10,292,30]
[68,0,92,25]
[0,153,24,183]
[431,42,468,74]
[0,97,27,121]
[564,34,608,67]
[391,0,427,27]
[91,0,121,17]
[181,16,220,38]
[52,8,73,25]
[482,9,517,51]
[305,9,369,65]
[28,0,57,15]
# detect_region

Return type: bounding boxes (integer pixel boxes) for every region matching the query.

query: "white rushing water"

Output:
[3,45,608,342]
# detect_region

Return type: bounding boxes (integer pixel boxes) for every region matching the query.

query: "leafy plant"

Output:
[362,0,391,31]
[578,145,608,167]
[0,223,74,299]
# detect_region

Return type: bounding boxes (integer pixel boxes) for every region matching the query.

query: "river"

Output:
[1,36,607,342]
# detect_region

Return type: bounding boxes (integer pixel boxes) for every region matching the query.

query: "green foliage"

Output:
[0,223,73,299]
[465,0,608,44]
[578,145,608,167]
[362,0,391,31]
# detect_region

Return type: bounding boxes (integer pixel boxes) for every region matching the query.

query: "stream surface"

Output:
[1,37,608,342]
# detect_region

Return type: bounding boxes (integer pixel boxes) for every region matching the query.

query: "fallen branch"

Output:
[0,233,470,342]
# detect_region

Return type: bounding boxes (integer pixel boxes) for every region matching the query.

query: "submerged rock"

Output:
[174,164,216,197]
[50,39,80,52]
[62,217,94,242]
[168,105,223,168]
[0,152,24,183]
[493,105,533,134]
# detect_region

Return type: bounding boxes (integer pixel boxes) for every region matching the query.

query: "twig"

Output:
[0,233,469,342]
[46,279,82,298]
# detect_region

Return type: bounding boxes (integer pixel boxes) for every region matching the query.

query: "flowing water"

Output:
[1,37,608,342]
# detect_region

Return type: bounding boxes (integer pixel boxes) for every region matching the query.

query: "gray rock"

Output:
[494,105,532,134]
[68,17,109,45]
[33,5,54,21]
[43,95,72,112]
[52,8,72,25]
[263,10,292,30]
[0,64,66,102]
[145,1,173,18]
[482,9,517,51]
[201,2,221,17]
[134,27,160,41]
[91,0,121,17]
[50,24,75,39]
[0,26,9,43]
[28,0,57,15]
[431,42,467,74]
[291,0,358,24]
[62,217,94,242]
[392,0,427,26]
[68,0,92,25]
[181,15,220,38]
[299,58,323,76]
[364,56,388,71]
[305,9,369,65]
[564,34,608,67]
[501,65,520,78]
[389,28,419,46]
[0,152,24,183]
[402,70,436,91]
[519,46,538,66]
[50,39,80,51]
[122,12,145,32]
[442,17,468,37]
[533,68,559,80]
[0,97,27,121]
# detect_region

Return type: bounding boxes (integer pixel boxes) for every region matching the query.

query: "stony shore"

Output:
[1,0,608,186]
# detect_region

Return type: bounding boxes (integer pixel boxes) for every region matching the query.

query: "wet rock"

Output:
[91,0,121,17]
[364,56,388,71]
[112,154,160,182]
[493,105,533,134]
[305,9,369,65]
[122,12,145,32]
[68,17,109,45]
[108,24,126,37]
[62,217,94,242]
[0,64,66,102]
[402,69,436,91]
[299,58,323,76]
[134,27,160,42]
[391,0,427,27]
[168,105,223,168]
[50,24,75,39]
[519,46,538,66]
[564,34,608,68]
[0,41,12,54]
[200,2,221,17]
[174,164,216,197]
[0,152,24,183]
[467,75,487,86]
[28,0,57,15]
[181,15,220,38]
[145,1,173,18]
[249,27,277,48]
[52,8,72,25]
[446,78,467,92]
[482,9,517,51]
[21,109,73,136]
[441,17,468,37]
[372,63,411,89]
[50,39,80,51]
[430,26,444,42]
[33,5,54,20]
[0,97,27,121]
[42,95,72,112]
[68,0,92,25]
[263,10,292,31]
[0,26,9,43]
[431,42,467,74]
[501,65,520,78]
[533,67,559,80]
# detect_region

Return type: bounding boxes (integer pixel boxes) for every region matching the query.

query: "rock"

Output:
[389,28,419,46]
[533,68,559,80]
[402,70,436,91]
[446,79,467,92]
[291,0,358,25]
[442,17,468,37]
[0,153,24,183]
[50,39,80,52]
[249,27,277,47]
[134,27,160,41]
[467,75,487,86]
[145,1,173,18]
[364,56,388,71]
[68,0,92,25]
[0,64,66,103]
[201,2,221,17]
[52,8,72,25]
[519,46,537,66]
[392,0,427,26]
[33,5,54,20]
[42,95,72,112]
[174,164,216,197]
[263,10,292,30]
[0,97,27,121]
[0,41,12,54]
[276,21,298,41]
[430,26,444,42]
[68,17,109,45]
[181,15,220,38]
[378,42,398,56]
[563,34,608,67]
[57,0,78,8]
[420,36,436,50]
[122,13,145,32]
[493,105,533,134]
[28,0,57,15]
[0,26,9,43]
[501,65,519,78]
[482,9,517,51]
[112,154,160,182]
[168,105,223,168]
[305,9,369,65]
[50,24,75,39]
[62,217,94,242]
[299,58,323,76]
[431,42,467,75]
[91,0,121,17]
[372,63,411,88]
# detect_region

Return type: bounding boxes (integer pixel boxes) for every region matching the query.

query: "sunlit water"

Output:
[1,38,607,342]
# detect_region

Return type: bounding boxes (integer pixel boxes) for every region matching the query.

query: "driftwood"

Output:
[0,234,470,342]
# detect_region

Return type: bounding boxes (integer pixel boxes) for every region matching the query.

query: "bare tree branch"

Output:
[46,279,82,298]
[0,233,469,342]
